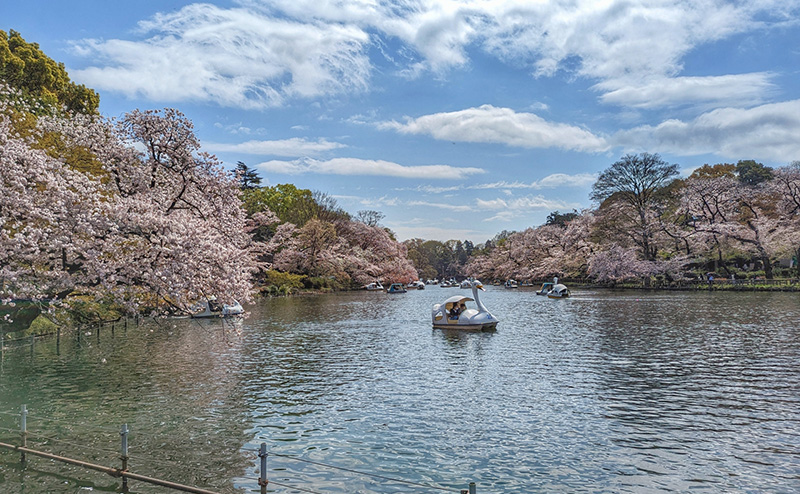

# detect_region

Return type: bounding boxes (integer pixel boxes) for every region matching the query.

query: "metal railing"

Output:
[0,405,479,494]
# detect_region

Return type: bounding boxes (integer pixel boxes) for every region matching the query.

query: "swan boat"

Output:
[363,281,384,291]
[547,284,571,299]
[387,283,407,294]
[191,297,244,318]
[432,279,498,331]
[535,282,554,295]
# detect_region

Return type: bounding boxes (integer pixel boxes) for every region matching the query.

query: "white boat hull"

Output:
[432,321,497,331]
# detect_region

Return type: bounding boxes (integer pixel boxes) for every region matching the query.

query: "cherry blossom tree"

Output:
[587,244,657,282]
[269,218,417,285]
[769,164,800,276]
[464,211,595,282]
[1,93,258,314]
[680,175,781,278]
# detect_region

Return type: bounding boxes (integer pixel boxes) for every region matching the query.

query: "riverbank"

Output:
[572,278,800,292]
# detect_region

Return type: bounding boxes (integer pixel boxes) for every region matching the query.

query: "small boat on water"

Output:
[191,297,244,318]
[547,284,571,299]
[460,279,480,289]
[432,279,498,331]
[408,280,426,290]
[536,282,554,295]
[363,281,384,291]
[504,279,519,289]
[387,283,407,294]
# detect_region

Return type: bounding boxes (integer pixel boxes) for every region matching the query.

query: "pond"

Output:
[1,287,799,493]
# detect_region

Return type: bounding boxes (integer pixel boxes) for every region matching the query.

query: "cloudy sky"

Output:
[7,0,800,242]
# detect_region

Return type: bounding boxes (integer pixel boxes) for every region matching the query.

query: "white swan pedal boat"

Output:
[191,297,244,318]
[431,279,498,331]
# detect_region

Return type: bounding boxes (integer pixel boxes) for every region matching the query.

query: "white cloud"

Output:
[255,157,486,178]
[405,184,465,194]
[536,173,597,188]
[381,105,608,152]
[475,173,597,190]
[477,195,575,212]
[612,99,800,162]
[68,1,793,111]
[399,173,597,193]
[205,138,346,157]
[597,73,776,109]
[71,3,371,108]
[407,200,474,212]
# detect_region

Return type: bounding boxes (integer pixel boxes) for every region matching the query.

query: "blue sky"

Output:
[6,0,800,243]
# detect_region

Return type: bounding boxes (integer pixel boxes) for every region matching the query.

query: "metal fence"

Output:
[0,405,479,494]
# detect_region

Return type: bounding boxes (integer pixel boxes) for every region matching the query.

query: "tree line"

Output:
[461,154,800,284]
[3,29,799,328]
[1,31,416,323]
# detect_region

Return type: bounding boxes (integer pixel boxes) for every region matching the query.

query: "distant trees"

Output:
[591,153,679,262]
[0,30,98,114]
[545,210,579,227]
[458,154,800,285]
[243,183,415,285]
[355,210,385,227]
[680,161,783,278]
[464,211,594,282]
[242,183,319,226]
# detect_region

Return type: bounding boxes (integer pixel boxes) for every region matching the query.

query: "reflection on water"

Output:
[1,289,799,493]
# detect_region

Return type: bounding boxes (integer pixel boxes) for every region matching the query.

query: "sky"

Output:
[5,0,800,243]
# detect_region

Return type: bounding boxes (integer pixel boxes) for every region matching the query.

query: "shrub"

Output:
[261,270,306,290]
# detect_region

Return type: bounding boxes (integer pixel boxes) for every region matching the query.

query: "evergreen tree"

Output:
[235,161,262,190]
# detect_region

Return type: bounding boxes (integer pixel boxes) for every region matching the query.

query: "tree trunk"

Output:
[762,254,774,280]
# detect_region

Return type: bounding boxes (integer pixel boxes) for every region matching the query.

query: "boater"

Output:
[448,304,461,320]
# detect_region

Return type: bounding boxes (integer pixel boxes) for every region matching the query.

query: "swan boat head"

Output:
[431,279,498,331]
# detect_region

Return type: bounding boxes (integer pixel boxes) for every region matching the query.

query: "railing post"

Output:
[258,442,268,494]
[20,404,27,462]
[120,423,129,491]
[469,481,476,494]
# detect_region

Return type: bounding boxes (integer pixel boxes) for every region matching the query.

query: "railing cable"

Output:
[243,448,460,492]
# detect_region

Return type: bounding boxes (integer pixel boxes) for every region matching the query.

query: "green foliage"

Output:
[63,297,123,326]
[1,30,99,114]
[545,209,579,227]
[689,163,736,179]
[304,276,346,292]
[28,315,58,334]
[735,160,773,186]
[242,183,319,226]
[261,270,305,290]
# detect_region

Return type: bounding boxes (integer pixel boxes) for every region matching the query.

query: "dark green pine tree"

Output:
[235,161,262,190]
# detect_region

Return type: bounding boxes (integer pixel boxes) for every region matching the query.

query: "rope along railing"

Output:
[0,405,480,494]
[243,446,465,493]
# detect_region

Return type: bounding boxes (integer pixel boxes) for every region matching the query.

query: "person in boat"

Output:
[448,303,461,320]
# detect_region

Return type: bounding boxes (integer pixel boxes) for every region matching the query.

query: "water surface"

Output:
[1,288,798,493]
